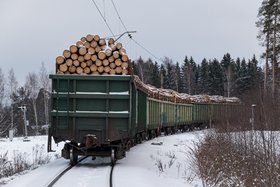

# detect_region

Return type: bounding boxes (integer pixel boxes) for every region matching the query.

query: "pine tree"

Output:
[208,59,224,95]
[235,58,250,96]
[182,56,191,94]
[256,0,280,95]
[221,53,234,97]
[176,62,184,93]
[160,64,167,89]
[182,56,197,94]
[180,63,188,93]
[151,61,160,88]
[198,58,210,94]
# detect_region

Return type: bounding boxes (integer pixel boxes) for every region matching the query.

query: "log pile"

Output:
[133,75,241,104]
[55,34,130,75]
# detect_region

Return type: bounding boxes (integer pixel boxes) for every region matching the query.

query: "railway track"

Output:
[46,156,88,187]
[47,156,115,187]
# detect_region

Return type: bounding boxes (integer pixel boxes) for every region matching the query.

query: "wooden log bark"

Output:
[76,41,83,47]
[90,64,97,72]
[102,59,109,66]
[121,55,128,62]
[98,51,106,60]
[73,60,80,67]
[69,66,76,73]
[108,56,115,63]
[63,50,71,58]
[70,45,78,53]
[90,41,98,48]
[113,51,119,59]
[56,56,65,65]
[78,55,85,62]
[81,62,87,68]
[115,59,122,66]
[81,37,87,42]
[76,67,83,74]
[93,35,100,42]
[116,43,122,50]
[88,47,95,55]
[86,60,93,67]
[108,38,114,45]
[79,48,87,56]
[91,55,97,62]
[110,69,116,75]
[71,54,78,60]
[95,59,102,66]
[59,64,68,72]
[98,66,104,73]
[121,62,129,69]
[86,34,94,42]
[66,59,73,66]
[110,44,117,51]
[109,62,116,69]
[104,66,111,73]
[115,67,122,74]
[84,53,91,61]
[122,69,128,75]
[99,38,106,46]
[84,67,91,74]
[105,49,112,57]
[84,42,90,49]
[119,48,126,55]
[95,46,101,53]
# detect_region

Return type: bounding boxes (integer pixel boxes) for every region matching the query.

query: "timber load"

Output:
[133,75,241,104]
[55,34,130,75]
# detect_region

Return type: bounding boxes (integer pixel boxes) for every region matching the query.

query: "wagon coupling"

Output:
[85,134,98,148]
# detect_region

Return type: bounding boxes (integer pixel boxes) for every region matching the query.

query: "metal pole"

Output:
[251,104,256,131]
[19,106,28,139]
[23,106,28,138]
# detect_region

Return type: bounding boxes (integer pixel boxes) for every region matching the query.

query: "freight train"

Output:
[47,74,239,165]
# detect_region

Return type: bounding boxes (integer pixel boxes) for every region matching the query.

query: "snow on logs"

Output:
[55,34,130,75]
[133,76,241,104]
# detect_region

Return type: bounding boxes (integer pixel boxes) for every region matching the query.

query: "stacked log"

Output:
[55,34,130,75]
[133,75,241,104]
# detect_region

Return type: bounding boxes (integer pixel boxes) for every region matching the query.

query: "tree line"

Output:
[0,53,271,138]
[0,63,51,137]
[132,53,262,97]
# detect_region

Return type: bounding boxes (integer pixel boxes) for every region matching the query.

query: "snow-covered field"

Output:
[0,131,205,187]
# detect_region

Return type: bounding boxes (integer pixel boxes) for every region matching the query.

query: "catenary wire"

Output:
[90,0,116,39]
[110,0,129,32]
[92,0,162,62]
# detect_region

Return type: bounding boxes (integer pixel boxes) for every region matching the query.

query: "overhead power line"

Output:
[90,0,116,39]
[90,0,162,62]
[130,38,163,63]
[110,0,129,32]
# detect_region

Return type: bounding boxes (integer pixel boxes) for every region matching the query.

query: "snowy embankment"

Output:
[0,135,64,185]
[1,131,205,187]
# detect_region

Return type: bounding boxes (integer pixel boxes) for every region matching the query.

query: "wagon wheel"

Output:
[111,148,116,165]
[70,147,78,166]
[126,140,132,151]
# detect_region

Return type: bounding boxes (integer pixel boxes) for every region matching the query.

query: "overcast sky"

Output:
[0,0,263,85]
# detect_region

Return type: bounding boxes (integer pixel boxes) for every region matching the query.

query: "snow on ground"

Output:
[0,135,63,162]
[1,131,205,187]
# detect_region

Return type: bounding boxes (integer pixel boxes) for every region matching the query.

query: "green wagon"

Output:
[48,75,137,164]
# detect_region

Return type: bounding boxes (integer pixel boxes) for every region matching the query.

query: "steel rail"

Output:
[46,156,88,187]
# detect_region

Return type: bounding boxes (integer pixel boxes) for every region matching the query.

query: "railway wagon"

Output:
[145,97,193,136]
[192,103,210,129]
[48,75,138,165]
